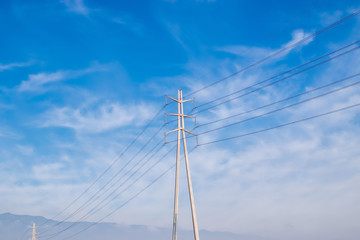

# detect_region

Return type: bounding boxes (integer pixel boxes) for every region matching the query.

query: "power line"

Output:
[39,105,166,229]
[198,102,360,146]
[61,163,175,240]
[193,45,360,115]
[197,76,360,135]
[71,141,168,224]
[195,40,360,109]
[42,144,178,240]
[185,9,360,98]
[39,138,169,238]
[197,72,360,128]
[40,106,181,238]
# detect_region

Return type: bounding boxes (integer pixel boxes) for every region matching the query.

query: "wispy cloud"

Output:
[217,29,314,60]
[39,101,155,133]
[0,61,33,72]
[32,163,68,181]
[283,29,314,51]
[113,15,145,35]
[16,144,34,156]
[17,63,108,92]
[60,0,89,15]
[165,22,188,51]
[0,127,22,140]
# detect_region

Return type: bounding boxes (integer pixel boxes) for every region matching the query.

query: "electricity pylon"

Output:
[31,223,37,240]
[165,89,199,240]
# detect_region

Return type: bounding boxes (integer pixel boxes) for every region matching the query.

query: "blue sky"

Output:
[1,0,360,240]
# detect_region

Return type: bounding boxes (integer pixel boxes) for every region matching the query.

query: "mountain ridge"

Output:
[0,212,266,240]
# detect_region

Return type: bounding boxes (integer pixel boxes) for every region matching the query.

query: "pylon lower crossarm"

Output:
[182,98,194,103]
[183,129,197,136]
[166,113,196,118]
[166,128,181,135]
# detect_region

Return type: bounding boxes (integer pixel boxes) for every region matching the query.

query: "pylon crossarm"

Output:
[183,129,197,136]
[165,129,181,144]
[182,98,194,103]
[183,129,198,144]
[166,113,196,118]
[166,95,180,103]
[165,113,179,116]
[166,128,181,135]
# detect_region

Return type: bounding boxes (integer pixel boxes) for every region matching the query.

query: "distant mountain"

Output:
[0,212,265,240]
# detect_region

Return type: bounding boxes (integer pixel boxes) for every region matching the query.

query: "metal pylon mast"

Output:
[31,223,37,240]
[165,89,199,240]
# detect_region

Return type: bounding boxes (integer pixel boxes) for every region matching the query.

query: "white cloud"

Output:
[165,22,187,50]
[217,29,314,62]
[16,144,34,156]
[32,163,67,181]
[283,29,314,52]
[17,64,108,92]
[40,101,156,133]
[0,127,22,140]
[0,61,33,72]
[320,10,343,26]
[60,0,89,15]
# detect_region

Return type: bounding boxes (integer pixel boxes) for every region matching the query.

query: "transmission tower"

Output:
[31,223,37,240]
[165,89,199,240]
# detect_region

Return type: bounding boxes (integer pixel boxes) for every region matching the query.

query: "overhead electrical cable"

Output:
[70,141,169,224]
[195,40,360,109]
[197,72,360,128]
[40,104,167,228]
[77,143,175,223]
[185,9,360,98]
[193,45,360,115]
[198,102,360,146]
[39,125,169,236]
[196,74,360,135]
[42,144,178,240]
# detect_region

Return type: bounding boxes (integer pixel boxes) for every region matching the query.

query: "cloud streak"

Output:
[217,29,314,60]
[17,64,108,92]
[39,101,156,133]
[0,61,33,72]
[60,0,89,15]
